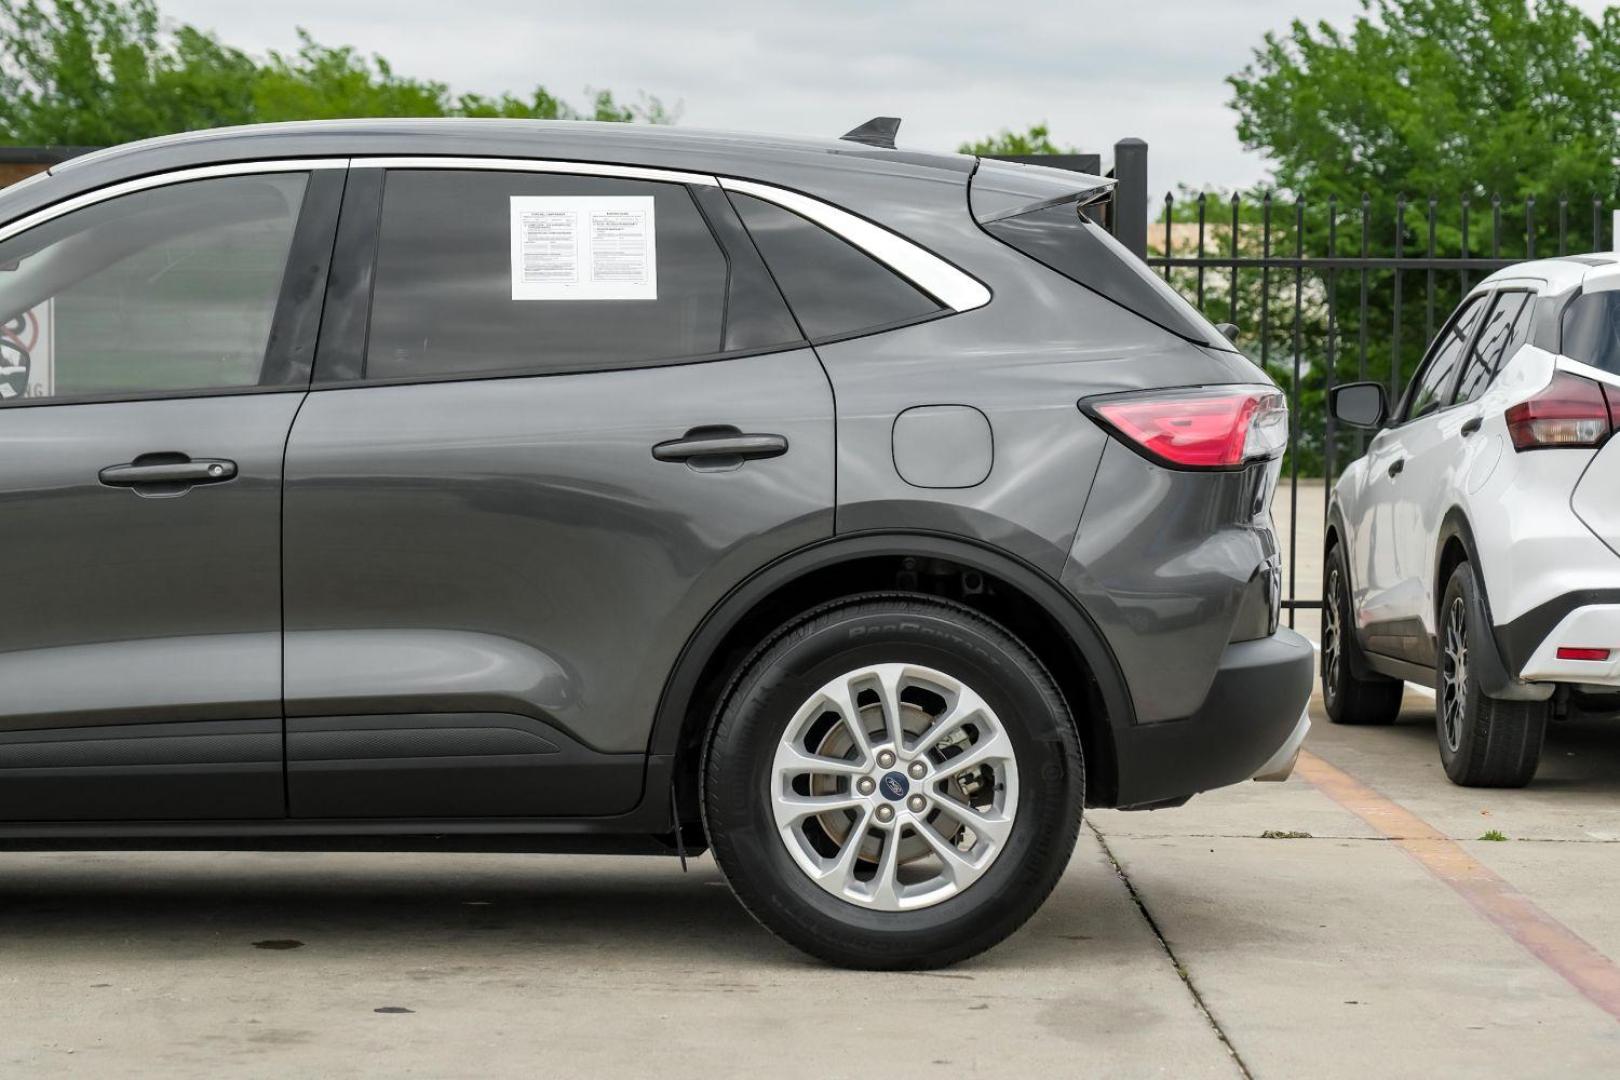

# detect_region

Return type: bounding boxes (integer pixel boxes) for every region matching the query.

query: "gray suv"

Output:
[0,119,1312,969]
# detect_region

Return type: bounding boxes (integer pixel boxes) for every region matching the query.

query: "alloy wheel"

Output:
[1324,566,1344,704]
[769,663,1020,911]
[1440,596,1469,753]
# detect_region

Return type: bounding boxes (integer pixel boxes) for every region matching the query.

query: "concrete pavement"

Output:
[2,686,1617,1078]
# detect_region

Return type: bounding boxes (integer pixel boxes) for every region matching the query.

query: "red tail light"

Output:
[1087,386,1288,469]
[1506,371,1620,450]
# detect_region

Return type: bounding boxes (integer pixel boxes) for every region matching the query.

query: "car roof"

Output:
[49,118,973,178]
[1477,252,1620,297]
[0,119,979,226]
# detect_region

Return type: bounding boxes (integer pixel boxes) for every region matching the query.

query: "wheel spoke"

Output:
[815,805,874,894]
[938,728,1013,778]
[915,817,989,888]
[774,744,867,778]
[933,793,1014,849]
[775,791,865,822]
[821,679,874,763]
[867,824,906,908]
[870,665,908,750]
[912,687,990,759]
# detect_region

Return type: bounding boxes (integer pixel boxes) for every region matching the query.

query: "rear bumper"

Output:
[1111,628,1315,808]
[1514,601,1620,686]
[1251,709,1311,782]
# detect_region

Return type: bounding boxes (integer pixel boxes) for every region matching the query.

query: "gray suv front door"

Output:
[0,167,340,820]
[280,163,833,819]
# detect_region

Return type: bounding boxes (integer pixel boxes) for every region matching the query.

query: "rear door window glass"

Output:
[1452,292,1530,404]
[729,192,941,341]
[366,170,728,380]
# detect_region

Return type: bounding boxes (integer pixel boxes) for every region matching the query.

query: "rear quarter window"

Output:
[982,201,1234,350]
[729,192,942,341]
[1562,291,1620,374]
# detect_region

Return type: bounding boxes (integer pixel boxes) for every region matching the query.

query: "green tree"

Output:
[1228,0,1620,207]
[0,0,672,145]
[958,123,1075,156]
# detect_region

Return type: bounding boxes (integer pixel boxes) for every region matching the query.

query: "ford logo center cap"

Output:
[879,772,910,800]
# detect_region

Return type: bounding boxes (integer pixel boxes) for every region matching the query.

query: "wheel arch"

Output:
[1434,509,1549,701]
[649,531,1133,825]
[1435,509,1485,627]
[1324,501,1383,680]
[1324,501,1348,563]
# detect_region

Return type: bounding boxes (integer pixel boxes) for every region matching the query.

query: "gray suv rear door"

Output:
[280,163,833,819]
[0,166,342,821]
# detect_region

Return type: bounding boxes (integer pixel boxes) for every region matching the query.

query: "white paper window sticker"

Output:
[510,195,657,301]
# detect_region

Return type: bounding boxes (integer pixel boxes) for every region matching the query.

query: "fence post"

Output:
[1112,138,1149,260]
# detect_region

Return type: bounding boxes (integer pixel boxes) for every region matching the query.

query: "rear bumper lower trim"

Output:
[1111,628,1314,808]
[1251,708,1310,782]
[1518,603,1620,686]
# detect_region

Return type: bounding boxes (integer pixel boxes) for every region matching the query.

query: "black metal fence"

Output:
[1147,189,1612,621]
[1040,141,1615,622]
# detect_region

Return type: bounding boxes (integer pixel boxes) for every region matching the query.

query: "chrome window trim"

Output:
[5,152,992,317]
[0,158,349,246]
[351,155,718,187]
[720,176,992,314]
[353,157,989,313]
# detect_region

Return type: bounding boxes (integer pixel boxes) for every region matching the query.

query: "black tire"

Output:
[702,593,1084,970]
[1322,542,1404,725]
[1436,563,1548,787]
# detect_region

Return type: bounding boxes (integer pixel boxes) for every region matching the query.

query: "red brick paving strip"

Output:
[1295,749,1620,1025]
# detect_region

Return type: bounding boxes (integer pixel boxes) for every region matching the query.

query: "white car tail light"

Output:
[1086,386,1288,470]
[1505,371,1620,450]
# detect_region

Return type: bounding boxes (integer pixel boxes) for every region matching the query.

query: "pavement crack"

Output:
[1089,820,1255,1080]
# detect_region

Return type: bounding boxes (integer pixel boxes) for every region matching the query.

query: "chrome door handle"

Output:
[652,428,788,464]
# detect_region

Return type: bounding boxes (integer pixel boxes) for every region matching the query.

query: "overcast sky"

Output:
[162,0,1614,196]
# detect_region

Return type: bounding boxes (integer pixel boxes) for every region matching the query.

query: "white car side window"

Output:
[1405,297,1486,421]
[1453,292,1531,404]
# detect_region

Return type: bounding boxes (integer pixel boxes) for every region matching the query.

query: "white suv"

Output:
[1325,253,1620,786]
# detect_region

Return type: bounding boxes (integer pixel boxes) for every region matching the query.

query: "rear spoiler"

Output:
[969,157,1114,224]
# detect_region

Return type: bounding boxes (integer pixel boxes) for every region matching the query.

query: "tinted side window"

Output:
[1453,292,1530,404]
[0,173,308,402]
[983,201,1236,351]
[729,193,941,341]
[1405,297,1485,421]
[1562,291,1620,375]
[367,171,728,380]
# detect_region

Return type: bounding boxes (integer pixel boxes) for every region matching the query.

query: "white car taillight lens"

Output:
[1087,386,1289,470]
[1505,371,1620,451]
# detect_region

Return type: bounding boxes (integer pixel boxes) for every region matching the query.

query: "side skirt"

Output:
[1362,650,1436,688]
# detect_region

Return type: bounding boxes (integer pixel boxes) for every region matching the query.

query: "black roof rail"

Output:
[840,117,901,149]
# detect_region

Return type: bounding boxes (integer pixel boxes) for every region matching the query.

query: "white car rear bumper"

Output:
[1519,604,1620,686]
